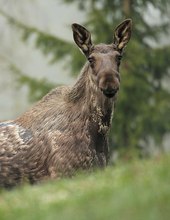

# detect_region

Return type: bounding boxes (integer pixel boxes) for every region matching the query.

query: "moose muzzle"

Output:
[101,87,119,98]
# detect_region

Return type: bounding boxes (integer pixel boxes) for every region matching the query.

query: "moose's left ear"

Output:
[113,19,132,51]
[72,23,93,57]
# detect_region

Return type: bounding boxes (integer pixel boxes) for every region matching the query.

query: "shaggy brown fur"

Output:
[0,19,132,188]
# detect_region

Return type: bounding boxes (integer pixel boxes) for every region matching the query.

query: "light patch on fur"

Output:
[118,42,124,50]
[0,122,32,159]
[19,129,32,143]
[49,130,63,151]
[91,99,109,135]
[82,44,88,51]
[0,121,14,127]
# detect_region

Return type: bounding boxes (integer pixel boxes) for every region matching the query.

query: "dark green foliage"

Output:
[0,0,170,157]
[111,43,170,152]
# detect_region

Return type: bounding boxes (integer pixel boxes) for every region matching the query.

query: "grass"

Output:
[0,154,170,220]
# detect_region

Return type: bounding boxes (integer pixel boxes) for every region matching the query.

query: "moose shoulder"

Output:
[0,19,132,188]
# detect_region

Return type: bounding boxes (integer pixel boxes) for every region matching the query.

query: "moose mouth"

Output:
[102,89,118,98]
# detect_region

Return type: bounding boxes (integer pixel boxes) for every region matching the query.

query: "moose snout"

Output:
[98,73,120,98]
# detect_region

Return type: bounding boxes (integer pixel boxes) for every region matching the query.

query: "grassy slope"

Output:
[0,154,170,220]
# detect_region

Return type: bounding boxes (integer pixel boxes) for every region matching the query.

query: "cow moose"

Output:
[0,19,132,188]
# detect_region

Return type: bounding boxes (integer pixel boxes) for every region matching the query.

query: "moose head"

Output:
[72,19,132,98]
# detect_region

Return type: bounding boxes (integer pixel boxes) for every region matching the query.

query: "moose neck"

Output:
[68,63,115,132]
[16,63,115,136]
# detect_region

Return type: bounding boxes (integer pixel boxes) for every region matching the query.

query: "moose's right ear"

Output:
[72,23,93,57]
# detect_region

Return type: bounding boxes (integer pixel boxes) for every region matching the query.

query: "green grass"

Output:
[0,154,170,220]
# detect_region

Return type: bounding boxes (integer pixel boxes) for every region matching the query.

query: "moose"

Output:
[0,19,132,188]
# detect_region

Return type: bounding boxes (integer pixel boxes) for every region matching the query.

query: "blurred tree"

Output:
[0,0,170,158]
[10,63,55,103]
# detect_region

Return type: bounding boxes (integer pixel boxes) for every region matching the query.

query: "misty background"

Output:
[0,0,84,119]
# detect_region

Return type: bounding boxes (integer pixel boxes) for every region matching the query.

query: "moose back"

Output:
[0,19,132,188]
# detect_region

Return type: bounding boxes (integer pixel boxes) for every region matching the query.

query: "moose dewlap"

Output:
[0,19,132,188]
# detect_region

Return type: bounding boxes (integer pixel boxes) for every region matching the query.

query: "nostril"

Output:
[103,88,118,93]
[109,87,118,92]
[101,88,119,98]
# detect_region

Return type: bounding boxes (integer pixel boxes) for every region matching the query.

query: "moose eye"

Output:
[88,56,95,65]
[116,55,122,65]
[118,55,122,59]
[117,55,122,61]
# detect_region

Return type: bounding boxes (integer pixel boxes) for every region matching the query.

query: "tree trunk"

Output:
[123,0,132,16]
